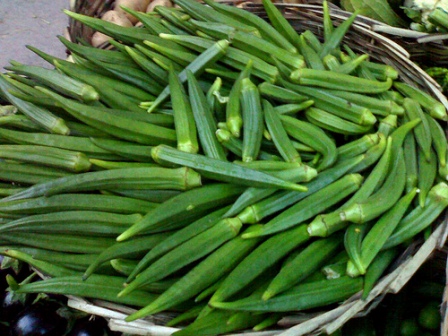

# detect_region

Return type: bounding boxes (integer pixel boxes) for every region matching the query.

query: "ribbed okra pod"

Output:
[187,70,226,160]
[151,144,308,191]
[2,166,201,203]
[147,39,229,113]
[0,144,91,172]
[290,68,392,94]
[16,274,158,308]
[125,225,262,321]
[264,100,302,163]
[281,115,337,171]
[263,233,344,300]
[119,217,242,298]
[208,224,310,306]
[226,60,252,137]
[240,77,264,162]
[212,276,363,312]
[0,211,142,237]
[0,75,69,135]
[83,232,171,279]
[5,62,99,103]
[236,155,362,225]
[244,174,363,238]
[0,193,157,215]
[383,182,448,249]
[126,206,230,283]
[169,67,199,154]
[346,188,418,277]
[340,148,406,224]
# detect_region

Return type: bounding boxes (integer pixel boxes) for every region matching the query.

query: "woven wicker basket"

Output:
[64,1,448,335]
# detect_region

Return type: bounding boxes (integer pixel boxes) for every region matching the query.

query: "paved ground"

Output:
[0,0,69,70]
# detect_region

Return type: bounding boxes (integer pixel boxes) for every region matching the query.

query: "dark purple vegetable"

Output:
[10,303,67,336]
[68,316,109,336]
[1,290,28,321]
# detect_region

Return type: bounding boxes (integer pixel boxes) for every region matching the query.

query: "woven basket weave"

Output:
[64,1,448,335]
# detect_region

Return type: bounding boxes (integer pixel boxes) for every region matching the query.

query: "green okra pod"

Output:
[201,0,297,53]
[281,115,337,171]
[150,144,308,191]
[243,174,363,238]
[324,89,404,117]
[426,113,447,168]
[0,128,116,160]
[336,133,380,160]
[3,166,201,202]
[237,155,363,225]
[208,224,310,305]
[362,248,398,299]
[224,165,317,219]
[263,233,344,300]
[0,249,78,278]
[305,107,374,135]
[384,182,448,249]
[258,82,308,104]
[307,135,389,237]
[37,87,177,146]
[344,223,370,276]
[340,148,406,224]
[291,68,393,94]
[0,144,91,173]
[187,70,226,160]
[347,188,418,277]
[403,126,419,193]
[83,232,171,279]
[16,274,158,307]
[417,147,438,207]
[125,225,262,320]
[226,31,304,69]
[240,77,264,162]
[298,34,326,70]
[0,75,69,135]
[226,60,252,137]
[127,206,230,283]
[5,62,99,103]
[0,161,71,186]
[0,232,115,254]
[89,138,155,162]
[403,98,432,162]
[319,11,358,58]
[119,217,243,299]
[394,82,448,121]
[169,67,199,154]
[160,34,278,82]
[377,114,398,137]
[0,211,142,237]
[211,276,363,312]
[281,79,376,126]
[147,39,229,113]
[0,193,157,215]
[124,46,169,86]
[116,183,243,241]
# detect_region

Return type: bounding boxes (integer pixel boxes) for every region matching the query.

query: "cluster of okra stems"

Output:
[0,0,447,334]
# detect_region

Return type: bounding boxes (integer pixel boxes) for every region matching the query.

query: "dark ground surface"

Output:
[0,0,69,70]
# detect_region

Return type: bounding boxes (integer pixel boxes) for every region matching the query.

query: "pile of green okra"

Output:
[0,0,447,334]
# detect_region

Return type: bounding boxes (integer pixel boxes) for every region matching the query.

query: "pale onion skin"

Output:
[114,0,152,23]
